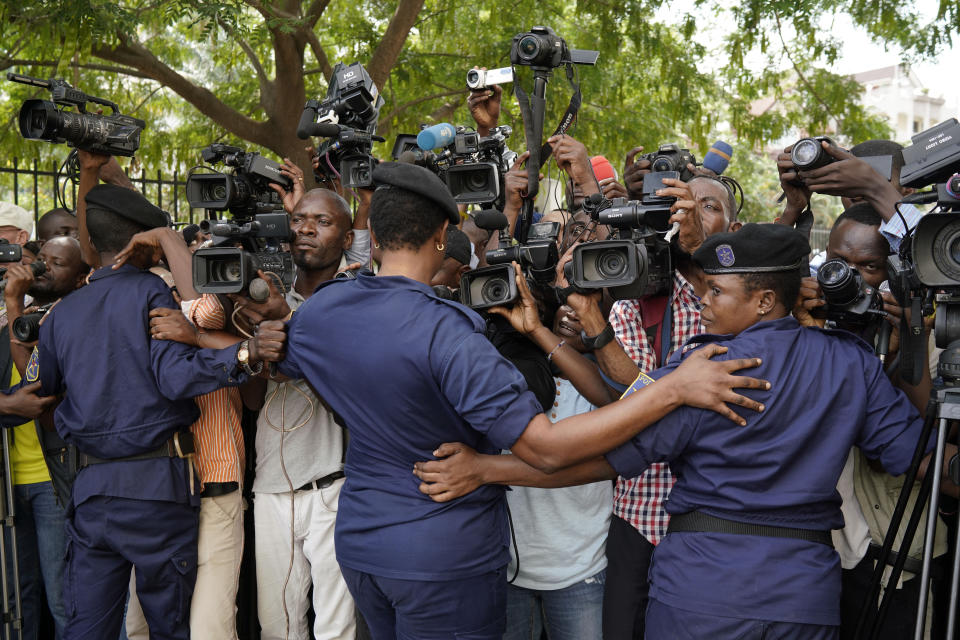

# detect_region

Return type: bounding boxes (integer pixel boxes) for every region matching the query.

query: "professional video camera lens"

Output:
[817,259,861,306]
[210,260,243,283]
[481,276,510,304]
[597,249,628,279]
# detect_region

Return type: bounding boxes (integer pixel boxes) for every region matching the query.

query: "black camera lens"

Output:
[651,156,675,173]
[818,259,861,306]
[18,100,62,140]
[596,248,628,279]
[517,35,541,61]
[791,138,832,171]
[210,259,243,283]
[481,276,510,303]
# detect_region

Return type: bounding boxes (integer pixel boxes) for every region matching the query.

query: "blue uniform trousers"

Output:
[340,565,506,640]
[63,496,198,640]
[646,599,839,640]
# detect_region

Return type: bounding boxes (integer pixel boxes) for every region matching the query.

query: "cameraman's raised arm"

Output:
[76,150,111,269]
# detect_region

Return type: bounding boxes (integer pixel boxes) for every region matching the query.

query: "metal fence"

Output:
[0,158,198,231]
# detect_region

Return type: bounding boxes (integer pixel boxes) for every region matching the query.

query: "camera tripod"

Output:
[854,345,960,640]
[0,426,23,639]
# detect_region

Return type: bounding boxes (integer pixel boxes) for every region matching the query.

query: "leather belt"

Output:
[78,431,195,470]
[201,482,239,498]
[296,471,345,492]
[667,510,834,548]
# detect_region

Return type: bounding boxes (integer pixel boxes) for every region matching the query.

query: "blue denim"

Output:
[502,569,605,640]
[3,481,68,640]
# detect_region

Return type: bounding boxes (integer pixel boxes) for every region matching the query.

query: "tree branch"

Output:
[381,89,466,124]
[92,37,273,148]
[303,29,333,80]
[304,0,331,29]
[774,12,838,123]
[366,0,426,89]
[0,58,154,80]
[217,16,271,95]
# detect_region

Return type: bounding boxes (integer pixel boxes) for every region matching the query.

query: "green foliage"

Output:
[0,0,954,225]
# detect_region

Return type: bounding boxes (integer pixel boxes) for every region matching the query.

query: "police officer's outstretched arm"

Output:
[508,346,768,473]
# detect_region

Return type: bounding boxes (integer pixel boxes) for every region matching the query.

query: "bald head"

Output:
[37,208,78,243]
[31,235,89,302]
[294,189,352,232]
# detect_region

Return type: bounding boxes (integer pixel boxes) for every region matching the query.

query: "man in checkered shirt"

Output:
[575,173,742,639]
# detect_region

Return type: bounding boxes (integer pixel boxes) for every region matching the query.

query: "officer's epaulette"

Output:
[806,325,876,355]
[420,290,486,333]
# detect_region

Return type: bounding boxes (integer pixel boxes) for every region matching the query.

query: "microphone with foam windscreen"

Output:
[474,209,509,231]
[590,156,617,182]
[417,123,456,151]
[702,141,733,175]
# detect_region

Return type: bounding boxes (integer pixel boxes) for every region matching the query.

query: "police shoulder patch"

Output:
[25,348,39,383]
[621,371,655,399]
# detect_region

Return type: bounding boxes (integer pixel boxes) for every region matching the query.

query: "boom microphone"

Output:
[417,123,456,151]
[702,141,733,175]
[474,209,509,231]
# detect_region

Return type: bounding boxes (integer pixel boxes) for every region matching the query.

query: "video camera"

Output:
[7,72,145,156]
[186,144,294,301]
[186,144,291,217]
[568,173,676,300]
[297,62,385,189]
[459,210,559,310]
[407,123,517,208]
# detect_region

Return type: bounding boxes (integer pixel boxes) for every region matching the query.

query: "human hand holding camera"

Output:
[623,146,651,200]
[792,276,826,328]
[548,134,596,194]
[270,158,306,214]
[227,270,291,325]
[488,262,544,336]
[776,144,811,226]
[2,263,37,308]
[658,178,707,255]
[468,73,502,136]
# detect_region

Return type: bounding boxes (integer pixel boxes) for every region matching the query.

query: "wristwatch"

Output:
[237,340,264,376]
[580,322,615,351]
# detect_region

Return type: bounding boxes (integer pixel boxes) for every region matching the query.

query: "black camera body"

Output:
[298,62,385,189]
[791,136,836,172]
[186,144,291,217]
[192,212,294,298]
[8,72,145,157]
[817,259,883,327]
[11,302,54,344]
[510,26,599,68]
[570,173,676,300]
[641,144,697,182]
[0,239,22,264]
[443,126,516,206]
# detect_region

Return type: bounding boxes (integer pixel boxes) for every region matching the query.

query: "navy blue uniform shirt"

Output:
[37,265,245,507]
[606,316,927,626]
[279,273,542,581]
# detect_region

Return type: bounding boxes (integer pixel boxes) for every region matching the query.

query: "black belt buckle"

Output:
[296,471,345,492]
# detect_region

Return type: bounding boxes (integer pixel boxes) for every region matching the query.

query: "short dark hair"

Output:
[369,187,447,251]
[834,201,884,229]
[850,139,904,178]
[739,268,803,311]
[22,240,41,256]
[86,207,148,254]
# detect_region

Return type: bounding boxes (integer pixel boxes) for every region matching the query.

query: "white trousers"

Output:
[255,479,355,640]
[126,490,245,640]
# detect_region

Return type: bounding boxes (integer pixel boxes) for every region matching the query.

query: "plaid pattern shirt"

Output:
[609,271,702,544]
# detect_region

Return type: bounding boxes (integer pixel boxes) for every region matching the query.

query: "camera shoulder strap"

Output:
[638,294,672,368]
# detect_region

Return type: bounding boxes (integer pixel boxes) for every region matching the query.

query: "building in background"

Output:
[854,64,952,144]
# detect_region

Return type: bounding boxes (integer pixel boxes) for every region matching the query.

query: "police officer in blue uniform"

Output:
[274,162,770,639]
[413,223,934,639]
[29,184,284,640]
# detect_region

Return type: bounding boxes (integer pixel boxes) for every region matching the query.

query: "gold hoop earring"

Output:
[436,242,445,252]
[374,242,381,249]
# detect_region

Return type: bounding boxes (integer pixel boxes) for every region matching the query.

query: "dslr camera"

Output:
[459,211,559,310]
[186,144,291,217]
[816,259,884,329]
[641,144,697,182]
[568,173,676,300]
[791,136,836,172]
[187,144,294,299]
[7,72,144,156]
[297,62,385,189]
[510,26,599,68]
[12,302,54,344]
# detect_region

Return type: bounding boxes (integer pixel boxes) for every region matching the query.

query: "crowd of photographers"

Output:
[2,34,960,640]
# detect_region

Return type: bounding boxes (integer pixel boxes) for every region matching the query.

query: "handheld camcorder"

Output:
[510,26,599,68]
[459,210,560,311]
[568,173,676,300]
[187,144,294,300]
[297,62,385,189]
[186,144,291,217]
[466,67,514,90]
[7,72,144,156]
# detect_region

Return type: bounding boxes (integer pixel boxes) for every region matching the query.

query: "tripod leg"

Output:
[947,509,960,638]
[1,430,23,640]
[914,417,951,640]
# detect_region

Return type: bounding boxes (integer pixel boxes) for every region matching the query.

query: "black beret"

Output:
[694,223,810,274]
[444,226,472,265]
[372,161,460,224]
[85,184,168,230]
